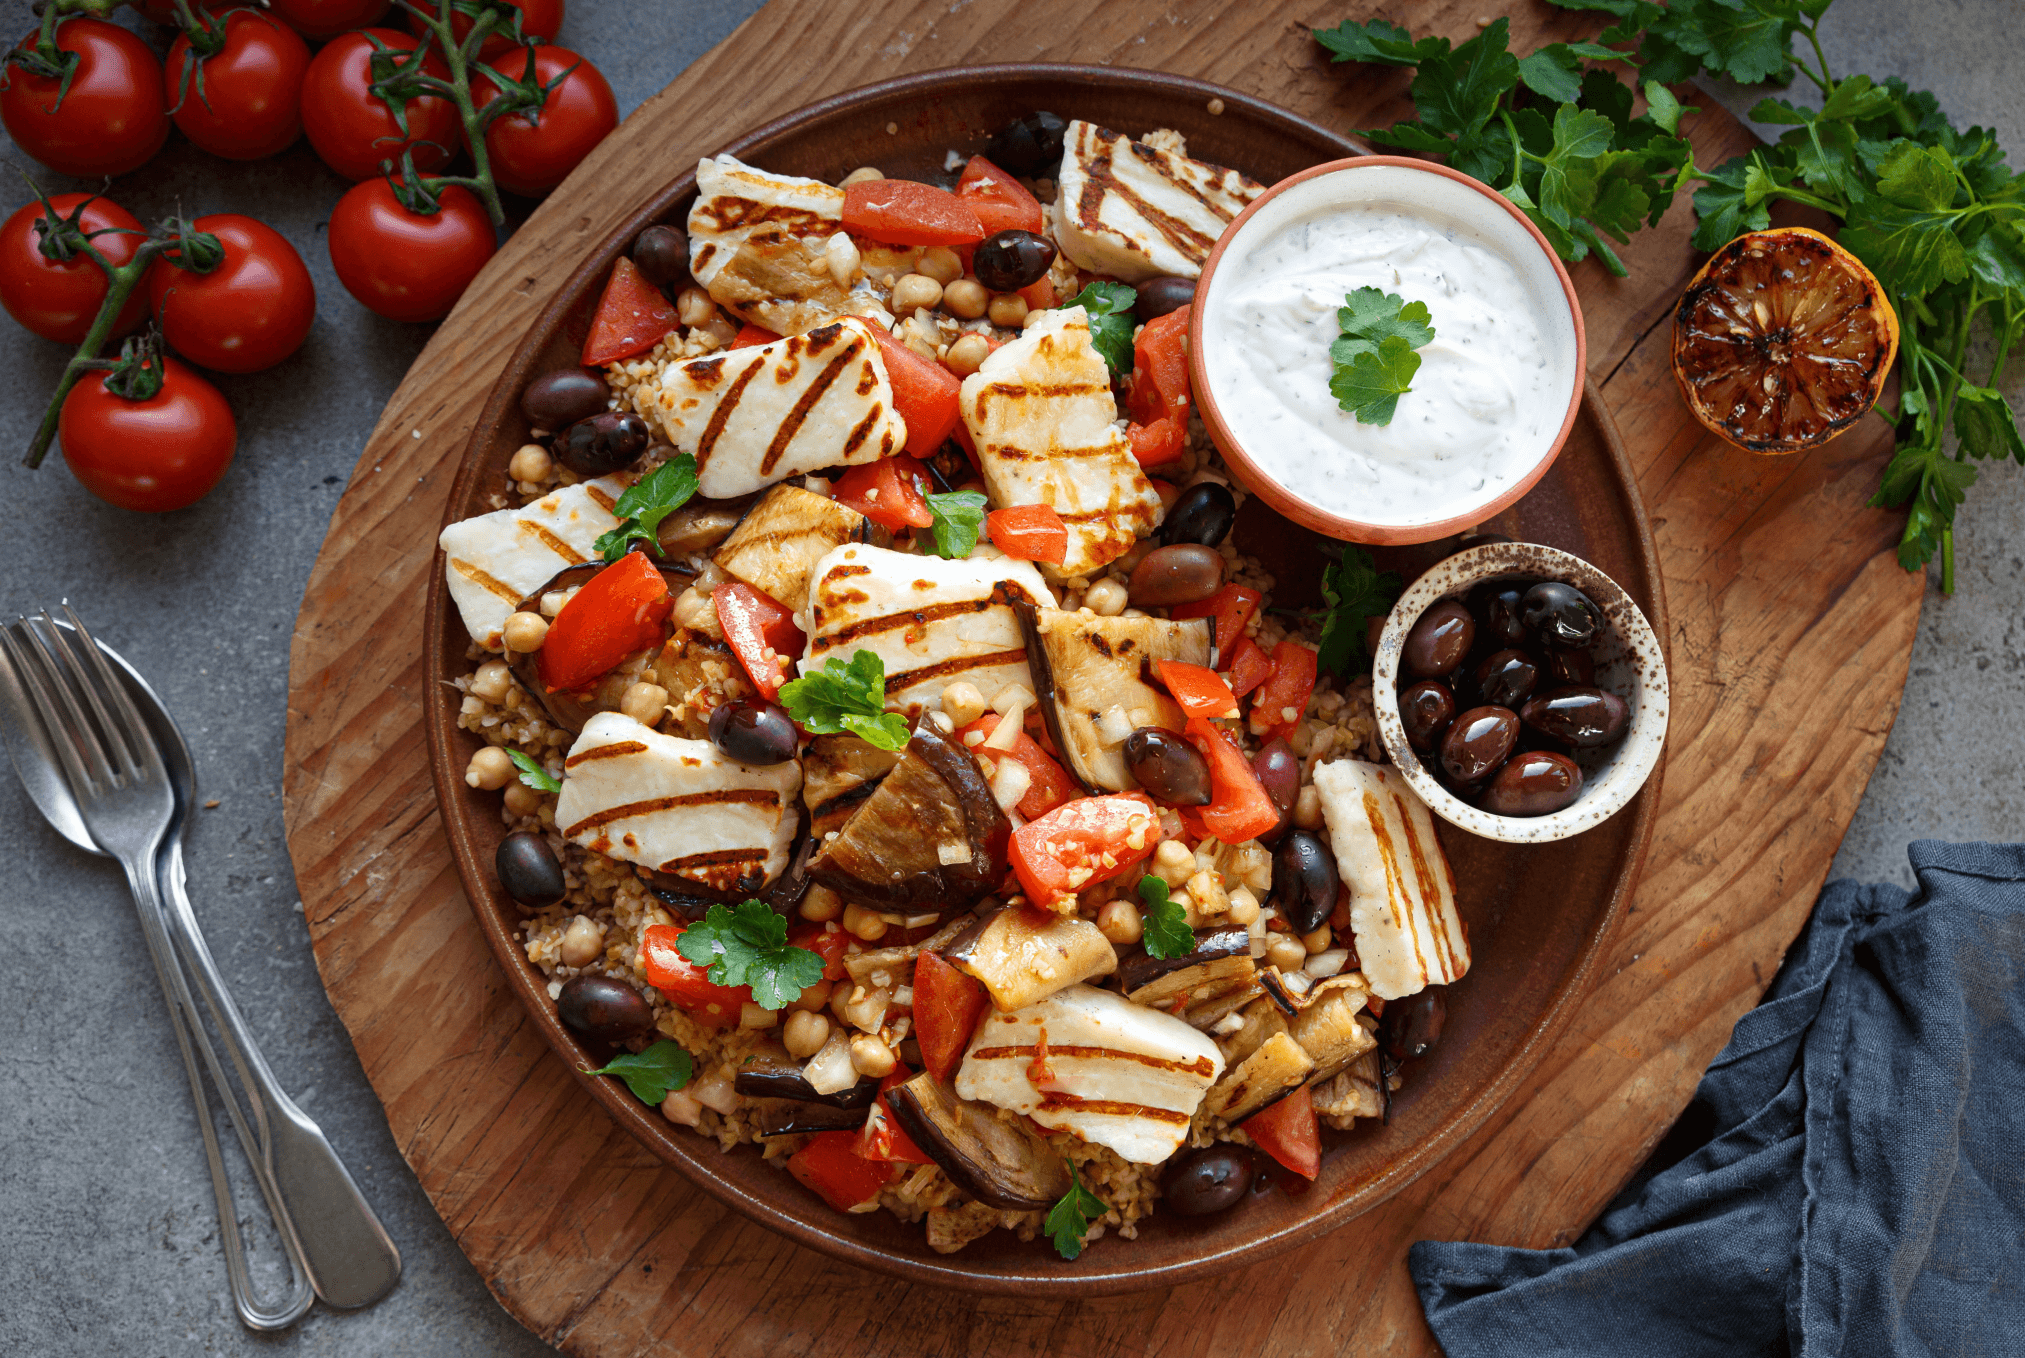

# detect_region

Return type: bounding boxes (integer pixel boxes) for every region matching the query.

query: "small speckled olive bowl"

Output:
[1372,542,1669,843]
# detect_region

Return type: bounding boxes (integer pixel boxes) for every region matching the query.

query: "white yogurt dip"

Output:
[1198,165,1579,530]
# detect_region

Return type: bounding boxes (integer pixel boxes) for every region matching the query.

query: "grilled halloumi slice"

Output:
[712,483,865,616]
[556,711,802,894]
[801,543,1057,719]
[1312,759,1469,1000]
[955,983,1223,1164]
[630,319,908,500]
[438,477,626,649]
[1052,120,1263,283]
[958,306,1162,578]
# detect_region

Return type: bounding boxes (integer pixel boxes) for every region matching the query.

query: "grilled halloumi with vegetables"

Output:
[555,711,802,894]
[712,483,865,616]
[630,319,908,500]
[439,476,626,650]
[801,543,1057,719]
[1312,759,1469,1000]
[1052,120,1263,283]
[955,983,1224,1164]
[958,306,1163,578]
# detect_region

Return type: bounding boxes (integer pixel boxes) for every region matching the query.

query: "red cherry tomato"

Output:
[538,552,675,693]
[149,214,315,374]
[0,193,149,344]
[984,503,1068,564]
[637,923,746,1026]
[0,19,170,178]
[470,45,616,196]
[788,1130,894,1213]
[1170,584,1262,668]
[1180,717,1283,844]
[957,713,1077,821]
[712,580,803,701]
[1156,659,1240,722]
[165,11,311,160]
[581,254,678,366]
[858,322,960,457]
[265,0,393,41]
[830,456,932,533]
[328,178,496,323]
[842,179,984,248]
[441,0,564,59]
[912,951,988,1085]
[1009,793,1160,910]
[300,28,457,181]
[1242,1085,1320,1179]
[954,156,1044,237]
[60,357,236,512]
[1251,640,1318,742]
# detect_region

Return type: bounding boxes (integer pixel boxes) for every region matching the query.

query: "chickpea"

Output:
[559,915,604,967]
[790,978,833,1014]
[508,443,551,482]
[540,589,572,618]
[465,746,515,790]
[824,231,861,288]
[1226,887,1261,927]
[1266,934,1308,973]
[1083,578,1128,616]
[676,286,718,328]
[783,1009,830,1058]
[469,659,513,703]
[1153,838,1195,887]
[1301,923,1333,955]
[890,272,943,316]
[849,1033,897,1078]
[842,902,888,942]
[620,681,669,726]
[1294,784,1325,831]
[739,1001,780,1029]
[799,884,843,923]
[660,1088,704,1127]
[942,278,989,319]
[503,782,544,819]
[916,247,963,285]
[840,165,884,186]
[940,680,987,727]
[942,332,990,377]
[987,293,1029,329]
[1096,898,1143,946]
[502,610,549,653]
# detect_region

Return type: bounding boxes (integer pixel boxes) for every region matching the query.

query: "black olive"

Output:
[1123,728,1211,806]
[1519,687,1629,748]
[1439,705,1518,784]
[1519,581,1602,647]
[1402,600,1475,678]
[1380,987,1445,1062]
[1543,644,1595,687]
[1467,580,1528,648]
[709,699,799,766]
[1164,1145,1253,1216]
[1480,750,1584,816]
[1473,649,1540,710]
[1250,737,1301,846]
[558,975,655,1043]
[1159,482,1237,548]
[1272,831,1337,935]
[1398,679,1456,753]
[972,229,1056,292]
[1129,544,1224,607]
[630,224,688,288]
[520,368,610,430]
[495,830,565,908]
[1134,275,1196,323]
[982,110,1067,177]
[554,411,648,477]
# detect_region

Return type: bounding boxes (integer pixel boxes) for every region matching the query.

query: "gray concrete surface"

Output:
[0,1,2016,1353]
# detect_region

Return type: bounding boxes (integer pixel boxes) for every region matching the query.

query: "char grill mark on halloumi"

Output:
[438,477,628,649]
[957,307,1162,578]
[555,712,802,894]
[1052,121,1264,283]
[1312,759,1469,1000]
[631,320,907,500]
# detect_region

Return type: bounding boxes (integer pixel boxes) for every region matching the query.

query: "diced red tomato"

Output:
[858,1067,935,1165]
[1182,717,1283,843]
[1009,793,1160,909]
[713,580,804,701]
[1243,1086,1321,1179]
[1252,641,1319,742]
[787,920,848,982]
[1127,418,1186,467]
[985,503,1068,564]
[842,178,984,247]
[536,552,674,693]
[1019,275,1056,311]
[729,322,780,349]
[1171,584,1262,666]
[912,950,989,1084]
[637,923,747,1027]
[831,456,934,532]
[954,156,1045,237]
[1127,308,1191,428]
[1226,636,1273,699]
[859,321,962,456]
[581,256,681,366]
[1156,659,1239,721]
[788,1130,896,1212]
[959,713,1077,820]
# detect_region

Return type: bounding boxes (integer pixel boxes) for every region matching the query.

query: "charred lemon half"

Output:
[1671,226,1898,454]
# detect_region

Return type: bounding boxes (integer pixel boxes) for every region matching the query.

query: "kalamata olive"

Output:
[1543,644,1595,687]
[1272,831,1338,935]
[1158,481,1237,548]
[1467,580,1528,648]
[1402,600,1475,678]
[554,411,649,476]
[1439,705,1518,784]
[495,830,565,908]
[557,974,655,1043]
[1398,679,1456,753]
[1473,649,1539,710]
[1129,543,1224,607]
[1164,1144,1253,1215]
[1380,987,1446,1062]
[1520,687,1628,748]
[1480,750,1584,816]
[630,224,688,288]
[982,110,1067,176]
[709,699,799,766]
[1123,727,1211,806]
[972,229,1056,292]
[1250,737,1300,845]
[1520,581,1602,647]
[1135,275,1196,323]
[520,368,610,430]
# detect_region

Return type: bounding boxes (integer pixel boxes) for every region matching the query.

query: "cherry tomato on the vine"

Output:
[150,215,316,374]
[471,45,616,196]
[0,19,170,178]
[435,0,565,59]
[0,193,150,344]
[60,357,236,513]
[135,0,231,23]
[265,0,394,41]
[300,28,457,181]
[166,11,313,161]
[328,178,496,323]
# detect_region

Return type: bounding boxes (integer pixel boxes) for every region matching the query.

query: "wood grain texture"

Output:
[281,1,1925,1353]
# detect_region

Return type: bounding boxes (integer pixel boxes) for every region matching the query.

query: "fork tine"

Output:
[56,606,165,786]
[39,610,140,784]
[0,621,105,801]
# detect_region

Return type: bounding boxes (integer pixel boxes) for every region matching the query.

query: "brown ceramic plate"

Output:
[425,64,1667,1296]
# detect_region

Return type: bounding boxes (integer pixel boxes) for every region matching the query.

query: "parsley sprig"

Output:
[924,489,988,559]
[507,749,561,794]
[1315,547,1404,675]
[777,649,913,752]
[585,1040,694,1104]
[593,454,699,563]
[674,900,827,1010]
[1068,281,1138,375]
[1136,875,1196,961]
[1329,289,1437,425]
[1045,1159,1110,1260]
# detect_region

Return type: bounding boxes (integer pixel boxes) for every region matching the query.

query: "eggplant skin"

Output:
[1113,925,1252,998]
[885,1072,1069,1211]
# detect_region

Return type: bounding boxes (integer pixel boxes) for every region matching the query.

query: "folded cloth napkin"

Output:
[1410,840,2025,1357]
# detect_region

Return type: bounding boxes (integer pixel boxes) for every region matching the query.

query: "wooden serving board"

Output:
[282,2,1924,1353]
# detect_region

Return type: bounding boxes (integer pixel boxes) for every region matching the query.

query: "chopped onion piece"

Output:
[1282,971,1314,996]
[991,683,1036,715]
[1211,1011,1246,1036]
[937,840,975,866]
[691,1066,739,1114]
[991,757,1033,812]
[803,1030,858,1094]
[1304,948,1352,978]
[984,699,1027,751]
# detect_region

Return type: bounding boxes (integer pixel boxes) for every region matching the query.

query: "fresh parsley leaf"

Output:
[1136,875,1195,961]
[1045,1159,1110,1261]
[1690,154,1774,251]
[1516,42,1628,105]
[1839,197,1969,297]
[777,649,912,752]
[1872,140,1958,212]
[1967,220,2025,294]
[586,1040,693,1104]
[1643,81,1685,136]
[1333,287,1436,355]
[1068,281,1137,375]
[507,749,561,794]
[1409,17,1520,140]
[1329,335,1423,426]
[1955,386,2025,465]
[675,900,827,1009]
[924,489,988,559]
[1315,547,1404,676]
[593,454,699,562]
[1312,18,1448,66]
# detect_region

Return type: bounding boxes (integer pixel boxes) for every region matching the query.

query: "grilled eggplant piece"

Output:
[1257,967,1304,1016]
[654,492,757,558]
[1201,1030,1313,1124]
[712,483,865,617]
[734,1044,878,1108]
[1018,602,1214,793]
[1312,1044,1385,1128]
[755,1101,871,1136]
[1115,925,1253,1007]
[942,903,1116,1011]
[505,559,697,737]
[1288,975,1376,1082]
[885,1071,1070,1211]
[1184,979,1264,1032]
[806,718,1009,912]
[800,733,902,839]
